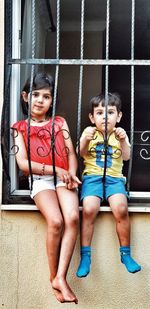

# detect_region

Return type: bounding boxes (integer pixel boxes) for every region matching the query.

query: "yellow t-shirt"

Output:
[82,130,126,178]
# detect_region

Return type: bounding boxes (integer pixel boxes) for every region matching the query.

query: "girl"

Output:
[12,72,81,304]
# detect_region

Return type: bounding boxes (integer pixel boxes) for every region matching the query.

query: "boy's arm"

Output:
[77,126,96,157]
[114,127,131,161]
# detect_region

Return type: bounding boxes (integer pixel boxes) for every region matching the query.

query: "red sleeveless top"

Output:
[12,116,69,171]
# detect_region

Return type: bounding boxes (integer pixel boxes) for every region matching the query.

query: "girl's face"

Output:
[22,88,52,119]
[89,102,122,133]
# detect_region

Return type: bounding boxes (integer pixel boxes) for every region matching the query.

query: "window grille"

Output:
[1,0,150,210]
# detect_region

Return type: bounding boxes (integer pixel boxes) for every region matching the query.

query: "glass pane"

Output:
[109,0,131,59]
[135,0,150,59]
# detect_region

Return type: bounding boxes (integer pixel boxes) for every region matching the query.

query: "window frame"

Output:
[1,0,150,211]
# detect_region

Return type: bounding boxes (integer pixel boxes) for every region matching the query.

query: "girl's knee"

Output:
[48,217,63,234]
[65,211,79,227]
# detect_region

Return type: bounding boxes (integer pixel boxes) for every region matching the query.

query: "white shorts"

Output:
[29,175,66,199]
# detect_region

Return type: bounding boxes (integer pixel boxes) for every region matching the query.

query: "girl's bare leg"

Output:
[52,187,79,304]
[34,190,65,303]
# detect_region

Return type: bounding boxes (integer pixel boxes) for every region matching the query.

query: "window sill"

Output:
[1,204,150,212]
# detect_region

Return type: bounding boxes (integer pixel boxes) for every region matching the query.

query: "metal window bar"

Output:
[8,0,20,195]
[27,0,36,192]
[127,0,135,195]
[27,0,60,190]
[76,0,85,177]
[102,0,110,199]
[1,0,12,183]
[51,0,60,187]
[9,59,150,66]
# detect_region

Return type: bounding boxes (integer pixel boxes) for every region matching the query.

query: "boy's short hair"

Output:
[89,93,122,114]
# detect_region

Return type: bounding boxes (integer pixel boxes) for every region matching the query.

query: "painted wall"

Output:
[1,211,150,309]
[1,2,150,309]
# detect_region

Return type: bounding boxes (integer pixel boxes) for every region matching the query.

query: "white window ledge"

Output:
[1,204,150,212]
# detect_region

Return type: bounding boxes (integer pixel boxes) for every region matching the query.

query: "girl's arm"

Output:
[13,130,70,178]
[114,127,131,161]
[62,119,81,188]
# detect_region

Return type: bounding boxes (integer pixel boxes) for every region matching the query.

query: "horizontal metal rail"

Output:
[8,58,150,66]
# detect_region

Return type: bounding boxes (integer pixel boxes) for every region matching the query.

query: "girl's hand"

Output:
[56,167,81,190]
[114,127,127,141]
[67,175,82,190]
[56,167,70,181]
[63,174,81,190]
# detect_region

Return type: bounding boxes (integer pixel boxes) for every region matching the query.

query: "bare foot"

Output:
[52,276,78,304]
[50,277,65,303]
[52,287,65,303]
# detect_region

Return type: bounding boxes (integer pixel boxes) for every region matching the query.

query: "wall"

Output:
[1,211,150,309]
[1,2,150,309]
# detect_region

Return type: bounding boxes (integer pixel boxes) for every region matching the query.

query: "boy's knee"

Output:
[83,206,93,218]
[115,204,128,219]
[82,205,98,222]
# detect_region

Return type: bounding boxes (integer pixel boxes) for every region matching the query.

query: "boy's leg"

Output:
[52,187,79,303]
[108,193,141,273]
[108,194,130,246]
[120,246,141,273]
[76,196,100,277]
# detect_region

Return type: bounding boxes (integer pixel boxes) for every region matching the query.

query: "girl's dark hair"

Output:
[89,92,122,114]
[21,72,55,116]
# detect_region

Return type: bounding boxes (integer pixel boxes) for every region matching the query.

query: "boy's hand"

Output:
[83,126,96,141]
[114,127,127,141]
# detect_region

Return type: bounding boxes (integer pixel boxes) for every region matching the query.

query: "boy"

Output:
[76,93,141,277]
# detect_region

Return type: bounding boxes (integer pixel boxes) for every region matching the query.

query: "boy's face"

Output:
[89,102,122,133]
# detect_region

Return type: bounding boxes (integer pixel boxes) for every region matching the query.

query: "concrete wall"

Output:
[1,2,150,309]
[1,211,150,309]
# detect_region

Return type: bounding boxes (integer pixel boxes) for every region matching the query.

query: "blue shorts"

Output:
[80,175,127,201]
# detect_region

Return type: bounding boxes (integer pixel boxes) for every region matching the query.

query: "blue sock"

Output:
[120,246,141,273]
[76,246,91,278]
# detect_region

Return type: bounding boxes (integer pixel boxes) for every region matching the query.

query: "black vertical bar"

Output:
[103,0,110,199]
[127,0,135,195]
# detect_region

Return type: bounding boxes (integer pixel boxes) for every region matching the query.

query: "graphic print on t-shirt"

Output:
[95,143,113,168]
